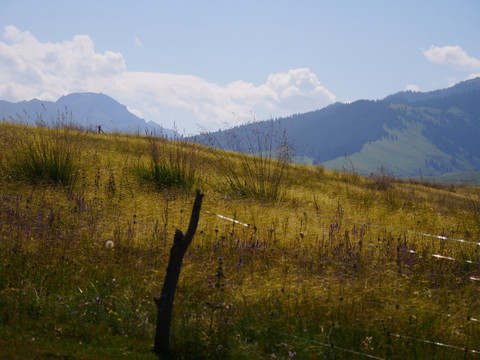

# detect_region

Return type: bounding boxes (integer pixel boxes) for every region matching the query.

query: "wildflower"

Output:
[105,240,114,249]
[361,336,374,351]
[288,351,296,357]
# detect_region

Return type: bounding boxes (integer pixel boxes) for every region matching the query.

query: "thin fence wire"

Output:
[177,317,480,359]
[204,210,249,227]
[267,328,386,360]
[203,207,480,270]
[327,321,480,357]
[205,200,480,246]
[268,316,480,357]
[388,332,479,355]
[364,299,480,324]
[364,242,480,267]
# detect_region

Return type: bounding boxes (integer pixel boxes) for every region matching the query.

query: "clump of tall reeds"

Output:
[202,121,292,203]
[0,122,84,186]
[134,132,198,191]
[367,166,396,191]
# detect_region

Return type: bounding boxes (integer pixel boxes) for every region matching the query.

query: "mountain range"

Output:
[0,92,174,136]
[194,77,480,182]
[2,79,479,183]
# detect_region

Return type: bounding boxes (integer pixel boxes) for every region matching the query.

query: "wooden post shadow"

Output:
[153,190,204,358]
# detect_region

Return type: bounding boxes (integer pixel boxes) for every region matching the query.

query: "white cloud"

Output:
[127,106,143,118]
[423,45,480,72]
[0,25,125,101]
[467,73,480,80]
[405,84,420,92]
[0,26,336,132]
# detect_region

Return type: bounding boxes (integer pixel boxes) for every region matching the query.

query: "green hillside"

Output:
[323,121,448,176]
[197,77,480,181]
[323,99,480,181]
[1,122,480,359]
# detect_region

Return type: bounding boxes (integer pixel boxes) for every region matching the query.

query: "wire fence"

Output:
[174,293,480,359]
[204,198,480,247]
[90,199,479,358]
[196,203,480,358]
[267,328,386,360]
[203,204,480,268]
[268,325,480,359]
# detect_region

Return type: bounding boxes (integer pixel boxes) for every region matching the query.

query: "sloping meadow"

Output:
[0,122,479,359]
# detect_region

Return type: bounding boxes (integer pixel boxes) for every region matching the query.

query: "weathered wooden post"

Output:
[154,190,204,358]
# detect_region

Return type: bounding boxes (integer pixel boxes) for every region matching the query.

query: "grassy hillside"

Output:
[1,122,480,359]
[319,102,480,182]
[323,120,455,178]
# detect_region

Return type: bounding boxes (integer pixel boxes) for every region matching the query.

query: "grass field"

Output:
[1,122,479,359]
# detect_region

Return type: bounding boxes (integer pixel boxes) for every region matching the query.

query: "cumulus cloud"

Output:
[0,26,335,131]
[423,45,480,72]
[0,25,125,101]
[265,68,335,113]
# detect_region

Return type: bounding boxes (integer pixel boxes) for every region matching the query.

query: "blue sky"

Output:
[1,0,479,134]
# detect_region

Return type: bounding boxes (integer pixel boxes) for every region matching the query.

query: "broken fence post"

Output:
[153,190,204,358]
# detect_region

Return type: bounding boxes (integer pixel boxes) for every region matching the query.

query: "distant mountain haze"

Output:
[2,79,479,182]
[194,77,480,180]
[0,92,174,136]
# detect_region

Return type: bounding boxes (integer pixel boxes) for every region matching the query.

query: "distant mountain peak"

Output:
[0,92,175,136]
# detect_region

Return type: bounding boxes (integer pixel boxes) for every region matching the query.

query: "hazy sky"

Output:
[1,0,479,134]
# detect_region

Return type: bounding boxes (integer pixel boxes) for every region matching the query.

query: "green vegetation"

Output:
[134,134,198,191]
[207,126,291,203]
[1,123,84,186]
[323,121,453,178]
[1,122,480,359]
